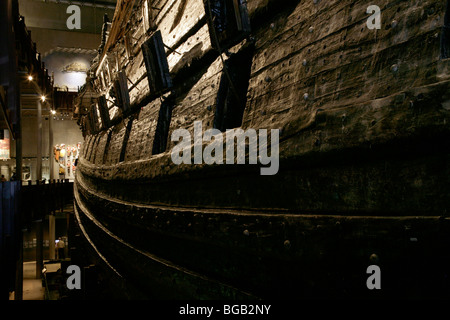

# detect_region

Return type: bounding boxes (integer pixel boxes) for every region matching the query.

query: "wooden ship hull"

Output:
[72,0,450,299]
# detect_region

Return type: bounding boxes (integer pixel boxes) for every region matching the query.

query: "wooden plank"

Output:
[99,0,136,68]
[115,70,131,112]
[167,23,212,73]
[203,0,251,51]
[77,0,450,201]
[156,0,206,49]
[73,174,450,298]
[98,96,111,129]
[141,30,173,96]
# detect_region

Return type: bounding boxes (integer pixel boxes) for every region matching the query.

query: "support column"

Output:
[49,214,55,260]
[15,94,22,184]
[14,230,23,300]
[13,63,23,303]
[13,93,22,300]
[49,110,54,180]
[36,100,42,181]
[35,219,43,279]
[36,101,43,276]
[13,90,22,302]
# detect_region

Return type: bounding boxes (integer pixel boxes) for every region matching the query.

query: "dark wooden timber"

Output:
[72,0,450,299]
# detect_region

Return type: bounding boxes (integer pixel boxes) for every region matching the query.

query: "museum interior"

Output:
[1,0,116,300]
[1,0,450,303]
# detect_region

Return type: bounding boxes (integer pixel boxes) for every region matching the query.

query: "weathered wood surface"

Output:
[73,165,450,299]
[77,0,450,213]
[82,0,450,164]
[73,0,450,298]
[73,183,256,299]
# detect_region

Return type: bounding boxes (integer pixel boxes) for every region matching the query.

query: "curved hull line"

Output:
[75,172,444,221]
[73,202,123,278]
[74,182,258,298]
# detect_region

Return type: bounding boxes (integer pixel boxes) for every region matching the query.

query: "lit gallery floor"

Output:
[9,261,61,300]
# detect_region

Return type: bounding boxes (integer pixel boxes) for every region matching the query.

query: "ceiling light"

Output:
[28,75,33,81]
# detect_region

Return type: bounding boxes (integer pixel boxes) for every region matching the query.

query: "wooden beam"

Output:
[97,0,136,74]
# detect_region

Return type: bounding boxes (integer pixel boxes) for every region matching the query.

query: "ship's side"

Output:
[72,0,450,299]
